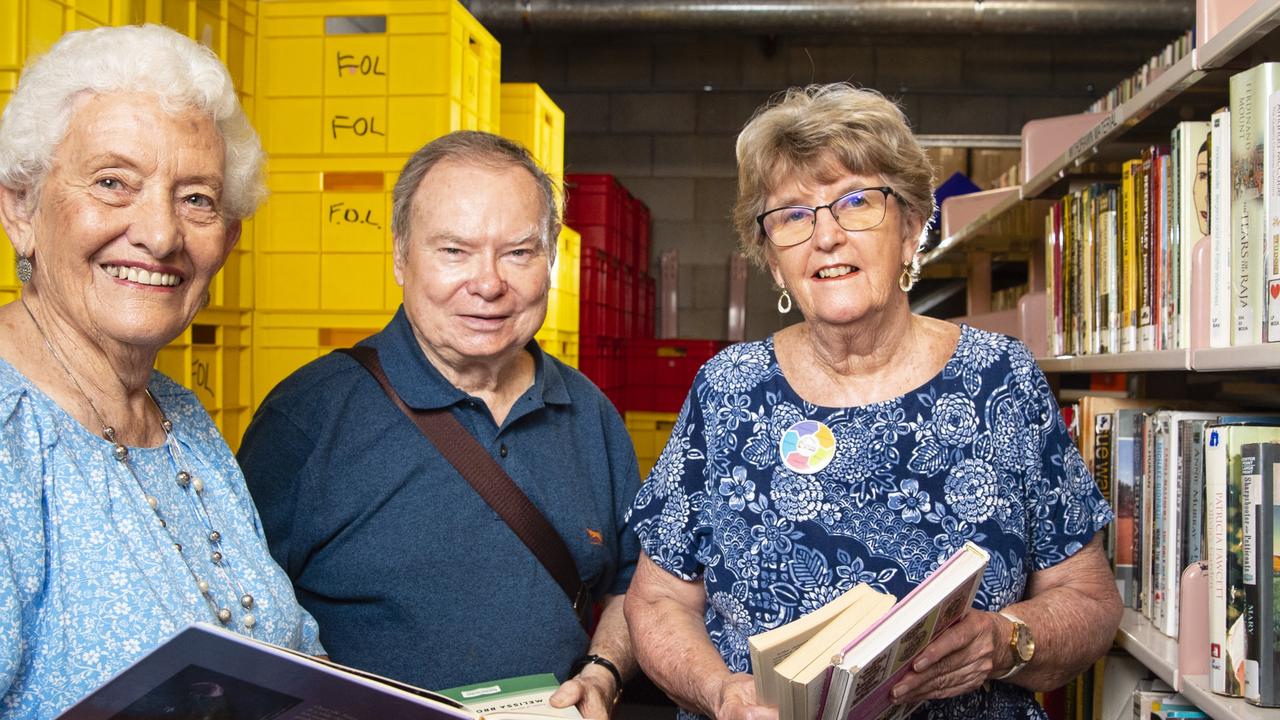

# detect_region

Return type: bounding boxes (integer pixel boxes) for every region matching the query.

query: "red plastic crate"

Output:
[635,204,651,272]
[643,278,655,338]
[622,338,727,412]
[620,193,636,268]
[565,174,626,228]
[579,224,620,258]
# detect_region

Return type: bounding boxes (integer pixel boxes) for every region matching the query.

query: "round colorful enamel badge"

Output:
[778,419,836,474]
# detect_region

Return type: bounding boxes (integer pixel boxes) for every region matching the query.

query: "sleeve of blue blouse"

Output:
[625,371,712,582]
[0,393,46,694]
[1016,344,1115,571]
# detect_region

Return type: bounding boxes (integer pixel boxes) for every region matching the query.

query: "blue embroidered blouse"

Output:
[627,326,1112,720]
[0,358,323,719]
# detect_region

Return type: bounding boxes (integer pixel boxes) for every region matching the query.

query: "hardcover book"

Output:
[818,543,989,720]
[439,674,582,719]
[58,624,476,720]
[1242,441,1280,706]
[1229,63,1280,346]
[1211,107,1233,348]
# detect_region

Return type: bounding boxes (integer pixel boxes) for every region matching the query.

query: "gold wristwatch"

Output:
[995,610,1035,680]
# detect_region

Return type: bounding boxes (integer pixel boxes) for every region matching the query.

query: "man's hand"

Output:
[550,662,619,719]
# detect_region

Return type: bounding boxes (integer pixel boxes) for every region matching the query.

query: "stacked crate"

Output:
[499,83,577,367]
[0,0,257,445]
[250,0,501,407]
[564,173,656,407]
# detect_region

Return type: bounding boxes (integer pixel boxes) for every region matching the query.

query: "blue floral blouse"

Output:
[0,358,323,719]
[627,326,1112,720]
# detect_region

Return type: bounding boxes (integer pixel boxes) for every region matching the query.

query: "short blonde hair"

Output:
[732,84,935,269]
[0,24,264,219]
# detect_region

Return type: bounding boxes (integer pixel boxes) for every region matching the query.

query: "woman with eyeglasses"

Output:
[623,84,1120,720]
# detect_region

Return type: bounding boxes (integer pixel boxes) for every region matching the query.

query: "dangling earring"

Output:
[898,259,919,293]
[777,288,793,314]
[16,254,33,284]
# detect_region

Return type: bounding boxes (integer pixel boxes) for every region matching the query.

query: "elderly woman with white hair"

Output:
[0,25,322,717]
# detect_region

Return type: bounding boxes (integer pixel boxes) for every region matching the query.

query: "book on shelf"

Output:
[438,674,581,720]
[1266,89,1280,343]
[1115,406,1156,608]
[1173,121,1211,350]
[1206,421,1280,697]
[59,623,475,720]
[1242,441,1280,707]
[817,543,989,720]
[1123,160,1142,353]
[1210,107,1233,349]
[1229,62,1280,347]
[748,583,895,720]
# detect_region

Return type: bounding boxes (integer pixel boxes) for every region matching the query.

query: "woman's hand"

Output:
[888,609,1008,705]
[713,673,778,720]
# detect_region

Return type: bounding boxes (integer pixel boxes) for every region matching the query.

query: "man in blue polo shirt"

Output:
[239,131,640,718]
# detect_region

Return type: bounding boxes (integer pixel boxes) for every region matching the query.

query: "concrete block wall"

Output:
[498,30,1172,341]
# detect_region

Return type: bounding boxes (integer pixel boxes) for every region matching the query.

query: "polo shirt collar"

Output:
[364,307,572,411]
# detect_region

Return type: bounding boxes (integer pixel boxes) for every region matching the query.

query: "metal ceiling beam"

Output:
[464,0,1194,35]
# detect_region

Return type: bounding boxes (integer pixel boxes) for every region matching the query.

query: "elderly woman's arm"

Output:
[626,554,778,720]
[890,533,1121,704]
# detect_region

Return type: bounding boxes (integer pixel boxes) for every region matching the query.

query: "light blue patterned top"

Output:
[627,326,1113,720]
[0,357,323,719]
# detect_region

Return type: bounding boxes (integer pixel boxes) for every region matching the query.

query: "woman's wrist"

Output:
[571,654,624,701]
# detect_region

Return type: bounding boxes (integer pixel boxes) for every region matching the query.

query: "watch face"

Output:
[1014,625,1035,662]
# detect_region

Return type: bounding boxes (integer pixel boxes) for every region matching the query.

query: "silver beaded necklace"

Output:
[20,296,258,632]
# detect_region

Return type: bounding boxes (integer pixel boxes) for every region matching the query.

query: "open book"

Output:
[59,623,476,720]
[748,543,989,720]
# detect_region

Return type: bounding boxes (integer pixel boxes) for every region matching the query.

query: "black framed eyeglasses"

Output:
[756,186,903,247]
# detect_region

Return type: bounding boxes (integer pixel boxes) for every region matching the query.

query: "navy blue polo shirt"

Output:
[238,307,641,690]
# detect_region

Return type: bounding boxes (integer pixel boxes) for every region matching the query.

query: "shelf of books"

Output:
[1117,610,1278,720]
[1037,349,1191,373]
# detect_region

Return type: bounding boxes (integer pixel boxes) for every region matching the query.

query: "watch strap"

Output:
[995,610,1029,680]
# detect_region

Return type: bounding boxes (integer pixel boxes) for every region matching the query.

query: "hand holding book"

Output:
[885,608,1013,706]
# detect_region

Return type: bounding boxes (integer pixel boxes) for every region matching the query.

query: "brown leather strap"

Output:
[336,346,591,628]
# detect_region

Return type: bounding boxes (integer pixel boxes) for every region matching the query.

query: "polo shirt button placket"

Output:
[499,443,508,458]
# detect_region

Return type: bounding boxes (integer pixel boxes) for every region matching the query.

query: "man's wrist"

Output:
[572,654,623,701]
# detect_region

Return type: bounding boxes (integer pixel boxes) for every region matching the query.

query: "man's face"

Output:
[393,159,551,370]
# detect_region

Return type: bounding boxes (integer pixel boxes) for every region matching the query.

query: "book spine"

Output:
[1228,433,1249,697]
[1140,151,1155,351]
[1163,148,1177,351]
[1211,109,1234,348]
[1152,416,1168,630]
[1047,210,1060,355]
[1140,412,1155,617]
[1231,64,1280,346]
[1244,442,1263,703]
[1162,417,1182,637]
[1115,411,1138,607]
[1207,426,1229,692]
[1123,161,1139,352]
[1095,412,1115,558]
[1257,442,1280,706]
[1267,90,1280,342]
[1184,420,1207,566]
[1083,188,1096,355]
[1108,188,1122,352]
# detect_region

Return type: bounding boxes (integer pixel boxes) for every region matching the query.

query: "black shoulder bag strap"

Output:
[336,346,592,629]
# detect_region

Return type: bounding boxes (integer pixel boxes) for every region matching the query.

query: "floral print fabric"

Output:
[0,359,323,719]
[628,326,1112,719]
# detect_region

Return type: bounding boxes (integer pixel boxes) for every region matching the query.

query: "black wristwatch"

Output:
[571,653,624,701]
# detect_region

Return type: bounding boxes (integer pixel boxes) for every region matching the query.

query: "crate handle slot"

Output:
[323,172,385,192]
[191,324,218,345]
[324,16,387,35]
[319,328,378,348]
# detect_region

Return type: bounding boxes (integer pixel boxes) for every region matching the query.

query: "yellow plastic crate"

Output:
[255,0,500,156]
[155,307,253,450]
[0,286,17,307]
[252,309,392,407]
[499,83,564,189]
[541,224,580,334]
[1,0,147,72]
[158,0,257,96]
[535,326,578,369]
[625,411,679,479]
[254,156,403,313]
